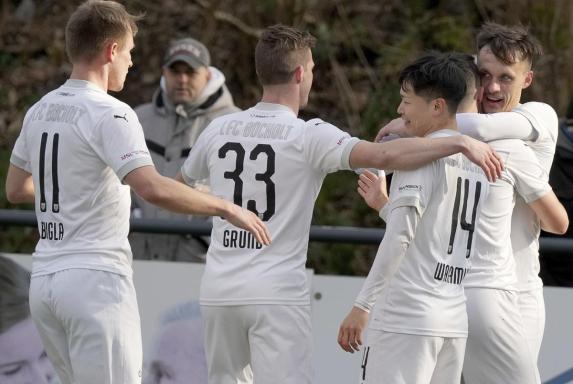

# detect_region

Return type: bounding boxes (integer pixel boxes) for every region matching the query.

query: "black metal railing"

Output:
[1,209,572,253]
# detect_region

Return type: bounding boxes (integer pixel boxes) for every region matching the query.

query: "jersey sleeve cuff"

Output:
[117,158,154,181]
[354,301,371,313]
[522,184,553,204]
[389,196,424,216]
[10,153,31,172]
[340,137,361,170]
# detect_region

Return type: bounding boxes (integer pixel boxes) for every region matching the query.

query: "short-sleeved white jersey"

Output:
[10,80,153,277]
[511,102,558,292]
[181,102,359,305]
[464,139,552,290]
[369,130,489,337]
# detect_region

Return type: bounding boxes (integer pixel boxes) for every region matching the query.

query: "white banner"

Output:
[3,255,572,383]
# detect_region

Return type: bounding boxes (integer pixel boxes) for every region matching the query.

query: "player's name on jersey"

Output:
[223,229,263,249]
[40,220,64,241]
[218,120,294,141]
[433,262,468,285]
[30,102,87,126]
[443,156,482,175]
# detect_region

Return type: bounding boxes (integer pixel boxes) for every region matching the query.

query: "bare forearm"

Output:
[6,165,35,203]
[350,137,465,171]
[145,176,229,217]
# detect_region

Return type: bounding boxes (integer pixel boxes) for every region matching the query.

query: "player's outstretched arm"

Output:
[528,191,569,235]
[357,170,388,213]
[5,164,35,204]
[457,112,536,142]
[125,166,271,245]
[349,135,503,181]
[338,306,369,353]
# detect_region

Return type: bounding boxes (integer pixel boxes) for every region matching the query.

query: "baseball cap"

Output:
[163,37,211,69]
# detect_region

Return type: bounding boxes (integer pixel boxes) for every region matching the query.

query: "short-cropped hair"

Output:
[399,52,476,115]
[65,0,142,63]
[255,24,316,85]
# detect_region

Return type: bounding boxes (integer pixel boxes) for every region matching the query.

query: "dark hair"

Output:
[0,256,31,334]
[399,52,475,115]
[66,0,143,63]
[255,24,316,85]
[476,22,542,66]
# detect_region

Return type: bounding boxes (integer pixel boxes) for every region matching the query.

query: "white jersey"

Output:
[10,79,153,277]
[181,102,359,305]
[511,102,558,292]
[464,139,552,290]
[368,130,488,337]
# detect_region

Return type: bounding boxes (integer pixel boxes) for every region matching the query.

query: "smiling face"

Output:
[397,83,437,137]
[477,45,533,113]
[0,318,55,384]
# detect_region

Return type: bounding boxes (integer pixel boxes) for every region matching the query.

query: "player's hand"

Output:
[374,118,409,143]
[224,203,271,246]
[461,136,504,182]
[357,170,388,212]
[338,306,369,353]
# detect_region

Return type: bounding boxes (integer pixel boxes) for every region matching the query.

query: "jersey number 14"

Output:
[448,177,482,258]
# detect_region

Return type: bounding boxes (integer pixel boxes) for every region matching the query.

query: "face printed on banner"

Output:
[0,318,56,384]
[145,318,207,384]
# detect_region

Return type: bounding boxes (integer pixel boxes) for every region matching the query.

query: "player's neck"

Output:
[69,63,109,93]
[260,85,300,116]
[424,116,458,136]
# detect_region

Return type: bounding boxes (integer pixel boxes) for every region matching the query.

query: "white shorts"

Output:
[518,288,545,362]
[463,288,539,384]
[29,269,142,384]
[361,329,466,384]
[201,304,312,384]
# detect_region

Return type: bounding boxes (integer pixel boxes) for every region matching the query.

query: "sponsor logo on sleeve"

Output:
[398,184,423,192]
[120,150,150,161]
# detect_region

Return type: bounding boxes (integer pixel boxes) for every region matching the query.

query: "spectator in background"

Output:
[144,301,207,384]
[131,37,240,262]
[0,256,56,384]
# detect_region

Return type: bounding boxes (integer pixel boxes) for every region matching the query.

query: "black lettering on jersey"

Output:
[57,92,75,97]
[433,262,467,285]
[40,221,64,241]
[222,230,263,249]
[114,113,128,122]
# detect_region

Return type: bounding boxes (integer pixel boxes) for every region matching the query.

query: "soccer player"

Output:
[4,1,269,384]
[177,25,501,384]
[338,52,490,384]
[373,50,568,384]
[456,23,561,367]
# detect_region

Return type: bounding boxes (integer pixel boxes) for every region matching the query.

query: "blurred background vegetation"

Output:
[1,0,573,275]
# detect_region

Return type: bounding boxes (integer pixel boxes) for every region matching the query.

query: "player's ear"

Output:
[293,65,304,84]
[522,70,533,89]
[432,98,447,115]
[104,41,118,63]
